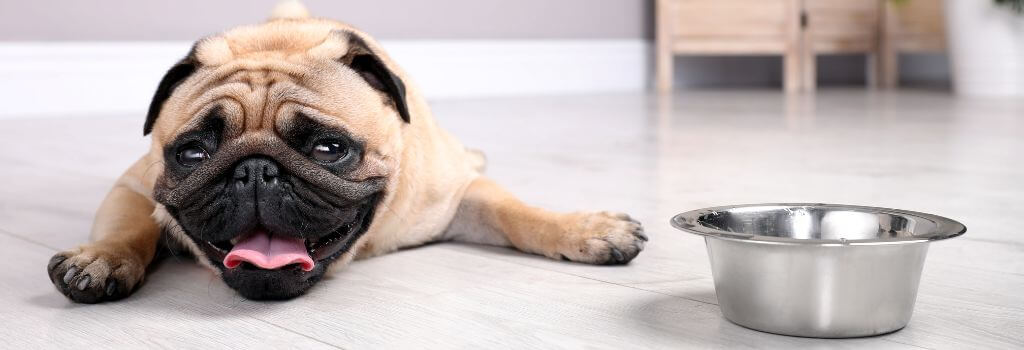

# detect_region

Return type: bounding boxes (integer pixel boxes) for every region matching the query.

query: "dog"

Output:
[46,1,646,302]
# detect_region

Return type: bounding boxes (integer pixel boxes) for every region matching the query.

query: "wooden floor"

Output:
[1,90,1021,349]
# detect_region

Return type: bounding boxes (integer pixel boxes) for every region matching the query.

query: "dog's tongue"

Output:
[223,230,314,271]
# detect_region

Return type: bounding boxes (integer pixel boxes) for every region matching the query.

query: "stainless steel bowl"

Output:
[671,203,965,338]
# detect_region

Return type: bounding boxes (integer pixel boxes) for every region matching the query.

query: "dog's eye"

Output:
[311,140,348,163]
[176,142,209,167]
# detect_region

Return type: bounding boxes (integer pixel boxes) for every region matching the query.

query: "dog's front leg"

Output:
[443,177,647,264]
[47,163,160,303]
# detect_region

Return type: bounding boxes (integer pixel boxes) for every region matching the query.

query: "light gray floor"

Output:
[1,90,1021,349]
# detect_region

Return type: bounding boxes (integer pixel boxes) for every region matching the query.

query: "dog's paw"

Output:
[47,244,145,303]
[556,211,647,265]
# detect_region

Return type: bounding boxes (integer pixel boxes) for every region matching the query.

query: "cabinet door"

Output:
[806,0,881,52]
[885,0,945,50]
[669,0,792,39]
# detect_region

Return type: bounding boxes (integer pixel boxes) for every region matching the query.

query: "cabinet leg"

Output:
[802,50,816,92]
[656,51,673,94]
[879,50,899,89]
[784,51,800,93]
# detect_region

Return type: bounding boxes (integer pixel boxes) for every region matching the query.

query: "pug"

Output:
[46,1,646,303]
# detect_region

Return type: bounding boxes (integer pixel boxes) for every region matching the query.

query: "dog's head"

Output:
[147,8,411,300]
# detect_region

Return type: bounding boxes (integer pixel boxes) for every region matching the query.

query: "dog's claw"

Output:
[105,280,118,296]
[633,229,648,242]
[610,248,625,263]
[77,275,91,290]
[48,255,67,272]
[63,267,78,284]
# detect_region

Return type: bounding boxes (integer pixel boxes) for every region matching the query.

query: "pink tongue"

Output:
[223,230,314,271]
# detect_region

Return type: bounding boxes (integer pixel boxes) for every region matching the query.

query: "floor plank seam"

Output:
[441,245,720,306]
[959,237,1024,250]
[880,338,936,350]
[0,227,60,251]
[930,261,1024,278]
[249,317,347,349]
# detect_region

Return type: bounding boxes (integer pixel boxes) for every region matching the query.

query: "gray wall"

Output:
[0,0,651,41]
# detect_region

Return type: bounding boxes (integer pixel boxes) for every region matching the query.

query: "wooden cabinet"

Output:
[655,0,946,92]
[802,0,881,90]
[655,0,801,92]
[880,0,947,88]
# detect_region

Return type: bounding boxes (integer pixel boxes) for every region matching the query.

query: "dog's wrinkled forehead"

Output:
[144,19,410,151]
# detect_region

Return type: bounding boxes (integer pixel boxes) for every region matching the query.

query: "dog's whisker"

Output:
[142,160,165,180]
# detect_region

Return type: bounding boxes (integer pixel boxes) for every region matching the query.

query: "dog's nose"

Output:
[233,157,280,185]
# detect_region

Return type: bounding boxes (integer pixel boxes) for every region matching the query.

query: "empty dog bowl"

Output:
[671,203,965,338]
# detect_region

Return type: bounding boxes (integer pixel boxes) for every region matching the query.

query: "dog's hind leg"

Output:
[442,176,646,264]
[46,159,161,303]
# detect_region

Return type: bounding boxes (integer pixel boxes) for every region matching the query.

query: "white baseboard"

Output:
[0,40,650,118]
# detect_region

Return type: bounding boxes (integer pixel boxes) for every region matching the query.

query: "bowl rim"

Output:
[671,203,967,246]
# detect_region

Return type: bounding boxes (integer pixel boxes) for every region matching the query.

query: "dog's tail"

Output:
[269,0,311,20]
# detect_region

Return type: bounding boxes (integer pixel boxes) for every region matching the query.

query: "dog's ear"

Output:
[338,34,411,123]
[144,49,199,135]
